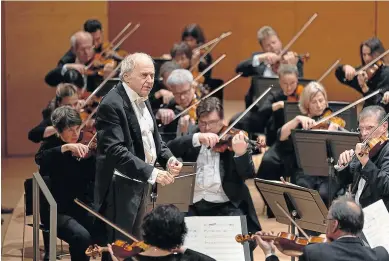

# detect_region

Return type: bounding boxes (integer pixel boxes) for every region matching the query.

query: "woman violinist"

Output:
[335,37,389,111]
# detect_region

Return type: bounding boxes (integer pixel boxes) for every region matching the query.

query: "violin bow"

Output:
[279,13,318,57]
[111,23,141,52]
[74,199,140,242]
[158,73,242,127]
[355,49,389,75]
[193,31,232,52]
[109,22,133,49]
[218,86,272,140]
[190,32,232,72]
[275,201,310,239]
[317,59,341,83]
[193,54,226,82]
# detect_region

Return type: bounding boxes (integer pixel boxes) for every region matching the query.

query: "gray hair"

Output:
[166,69,193,87]
[298,81,327,115]
[359,105,386,124]
[278,64,298,77]
[257,26,278,46]
[119,52,154,81]
[70,31,93,50]
[329,195,364,235]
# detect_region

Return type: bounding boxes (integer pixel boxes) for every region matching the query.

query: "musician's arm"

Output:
[235,58,256,77]
[234,151,256,180]
[166,134,195,159]
[334,65,362,92]
[45,66,64,87]
[279,117,301,141]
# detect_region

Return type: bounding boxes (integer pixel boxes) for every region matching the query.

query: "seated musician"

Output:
[149,61,180,112]
[258,82,341,208]
[181,24,213,82]
[45,31,114,92]
[28,83,83,143]
[166,97,261,260]
[108,205,215,261]
[335,37,389,111]
[337,105,389,210]
[254,195,389,261]
[156,69,199,137]
[35,106,95,261]
[236,26,304,108]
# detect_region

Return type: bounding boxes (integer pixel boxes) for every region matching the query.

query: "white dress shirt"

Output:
[252,53,278,78]
[122,82,159,184]
[355,177,366,206]
[192,133,229,204]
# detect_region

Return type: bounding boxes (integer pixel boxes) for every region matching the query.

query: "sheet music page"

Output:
[362,199,389,252]
[255,178,305,189]
[184,216,246,261]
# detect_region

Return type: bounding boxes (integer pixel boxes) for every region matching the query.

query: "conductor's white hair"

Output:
[119,52,154,81]
[70,31,93,50]
[166,69,193,87]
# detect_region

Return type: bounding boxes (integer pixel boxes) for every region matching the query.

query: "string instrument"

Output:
[236,232,327,257]
[311,108,346,130]
[354,49,389,81]
[85,55,117,77]
[287,84,304,102]
[85,240,149,259]
[271,52,310,74]
[334,111,389,171]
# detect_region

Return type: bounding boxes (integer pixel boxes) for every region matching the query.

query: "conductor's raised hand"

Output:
[156,170,175,186]
[167,157,183,177]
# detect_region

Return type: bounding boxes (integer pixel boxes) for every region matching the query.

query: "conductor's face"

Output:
[124,57,155,97]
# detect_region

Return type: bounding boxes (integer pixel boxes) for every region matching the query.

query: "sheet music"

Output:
[184,216,246,261]
[255,178,305,189]
[362,199,389,252]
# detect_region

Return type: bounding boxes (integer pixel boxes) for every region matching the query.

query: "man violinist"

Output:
[337,105,389,210]
[254,196,389,261]
[167,97,261,260]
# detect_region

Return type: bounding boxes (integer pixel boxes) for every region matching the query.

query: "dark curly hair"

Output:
[142,205,187,251]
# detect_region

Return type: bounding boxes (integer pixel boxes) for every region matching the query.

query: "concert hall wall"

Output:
[2,1,388,156]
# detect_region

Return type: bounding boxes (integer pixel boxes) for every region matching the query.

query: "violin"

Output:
[271,52,310,74]
[364,60,384,81]
[86,239,149,259]
[235,232,327,257]
[358,134,388,158]
[287,84,304,102]
[311,108,346,130]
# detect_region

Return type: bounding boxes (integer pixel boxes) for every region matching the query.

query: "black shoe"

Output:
[1,207,14,214]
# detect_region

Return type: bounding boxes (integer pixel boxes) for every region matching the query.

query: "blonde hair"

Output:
[257,26,278,46]
[298,81,328,115]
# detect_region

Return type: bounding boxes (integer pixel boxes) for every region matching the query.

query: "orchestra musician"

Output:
[167,97,261,260]
[335,37,389,111]
[236,26,304,109]
[94,53,183,257]
[156,69,199,138]
[35,106,95,261]
[254,196,389,261]
[336,105,389,210]
[258,82,342,210]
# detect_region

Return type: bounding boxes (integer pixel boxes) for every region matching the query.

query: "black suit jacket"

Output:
[265,237,389,261]
[94,82,173,210]
[167,134,261,232]
[337,142,389,210]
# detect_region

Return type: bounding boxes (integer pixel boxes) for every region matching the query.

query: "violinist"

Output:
[106,205,215,261]
[236,26,304,108]
[258,82,342,209]
[254,196,389,261]
[35,106,95,261]
[337,105,389,210]
[167,97,261,260]
[335,37,389,111]
[156,69,199,138]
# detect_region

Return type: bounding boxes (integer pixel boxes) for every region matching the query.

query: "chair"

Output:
[22,177,69,261]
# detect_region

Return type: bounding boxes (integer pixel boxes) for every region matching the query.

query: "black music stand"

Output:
[95,78,120,97]
[291,129,360,207]
[284,101,358,131]
[147,162,197,212]
[254,178,329,233]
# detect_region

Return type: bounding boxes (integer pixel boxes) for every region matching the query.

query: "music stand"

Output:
[146,162,197,212]
[94,78,120,97]
[284,101,358,131]
[291,129,360,207]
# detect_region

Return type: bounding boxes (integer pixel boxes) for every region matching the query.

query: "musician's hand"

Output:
[66,63,86,74]
[355,143,369,167]
[282,51,298,65]
[156,89,174,104]
[252,231,276,256]
[191,49,201,65]
[264,52,281,65]
[107,244,124,261]
[167,157,183,177]
[61,143,89,158]
[232,131,248,156]
[337,149,354,166]
[357,71,368,88]
[198,133,219,148]
[328,122,339,131]
[256,134,267,149]
[75,100,86,112]
[382,91,389,104]
[103,62,115,79]
[178,115,191,134]
[156,109,175,125]
[272,101,284,111]
[296,116,316,130]
[343,65,356,81]
[156,170,175,186]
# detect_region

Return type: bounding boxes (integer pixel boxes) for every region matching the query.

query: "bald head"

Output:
[329,196,364,235]
[70,31,94,64]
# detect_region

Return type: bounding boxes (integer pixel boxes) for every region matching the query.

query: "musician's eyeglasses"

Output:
[198,119,220,128]
[356,126,376,133]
